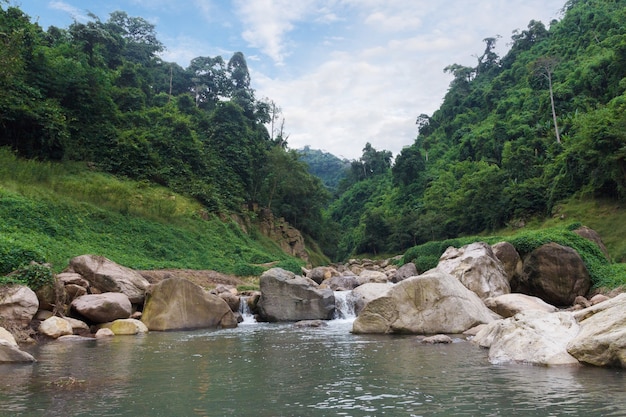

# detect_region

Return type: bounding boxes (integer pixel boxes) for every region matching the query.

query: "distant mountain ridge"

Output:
[297,146,350,192]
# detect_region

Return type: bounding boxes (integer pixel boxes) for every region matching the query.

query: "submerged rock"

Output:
[352,269,496,334]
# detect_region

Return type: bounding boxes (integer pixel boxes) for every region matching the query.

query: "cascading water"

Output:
[238,295,256,324]
[333,290,357,321]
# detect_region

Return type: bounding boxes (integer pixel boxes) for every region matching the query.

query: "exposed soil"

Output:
[137,269,246,289]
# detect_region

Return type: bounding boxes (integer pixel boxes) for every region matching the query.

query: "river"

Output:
[1,301,625,416]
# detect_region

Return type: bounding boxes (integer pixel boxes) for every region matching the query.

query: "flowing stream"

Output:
[1,295,625,416]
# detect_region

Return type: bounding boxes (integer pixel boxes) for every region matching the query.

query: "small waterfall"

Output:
[333,291,356,321]
[238,296,256,324]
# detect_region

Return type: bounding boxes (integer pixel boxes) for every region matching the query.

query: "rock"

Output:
[351,283,393,316]
[141,277,237,331]
[473,311,580,366]
[69,255,150,303]
[70,292,132,324]
[463,324,487,336]
[306,267,339,285]
[65,284,87,300]
[35,284,59,311]
[39,316,73,339]
[391,262,418,283]
[319,274,359,291]
[357,270,389,285]
[573,226,610,261]
[515,243,591,306]
[484,293,558,318]
[219,292,240,312]
[294,320,328,328]
[437,242,510,300]
[63,317,90,332]
[0,327,36,363]
[567,294,626,367]
[256,268,335,322]
[352,269,496,334]
[573,295,591,309]
[95,328,115,338]
[590,294,610,305]
[0,285,39,327]
[491,242,523,282]
[421,334,453,344]
[56,272,89,288]
[100,319,148,335]
[34,309,54,321]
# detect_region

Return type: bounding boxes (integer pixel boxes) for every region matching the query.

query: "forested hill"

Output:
[327,0,626,260]
[297,146,350,193]
[2,1,626,268]
[0,5,330,243]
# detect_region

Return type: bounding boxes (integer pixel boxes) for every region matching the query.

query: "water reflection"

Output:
[1,321,625,416]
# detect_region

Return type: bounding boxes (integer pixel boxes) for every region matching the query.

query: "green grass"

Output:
[0,148,303,277]
[403,222,626,290]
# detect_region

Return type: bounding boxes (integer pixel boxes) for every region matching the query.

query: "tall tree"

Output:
[531,56,561,144]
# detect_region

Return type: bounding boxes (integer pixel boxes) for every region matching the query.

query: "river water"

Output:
[1,309,625,416]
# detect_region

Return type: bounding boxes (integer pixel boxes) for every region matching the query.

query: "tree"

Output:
[531,56,561,143]
[186,55,227,108]
[106,11,163,64]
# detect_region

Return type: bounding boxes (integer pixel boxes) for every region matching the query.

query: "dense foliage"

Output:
[326,0,626,259]
[298,146,350,193]
[0,5,328,243]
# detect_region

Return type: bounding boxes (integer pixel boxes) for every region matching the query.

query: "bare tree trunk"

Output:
[547,71,561,144]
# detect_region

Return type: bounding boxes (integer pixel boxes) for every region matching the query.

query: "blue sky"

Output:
[17,0,566,160]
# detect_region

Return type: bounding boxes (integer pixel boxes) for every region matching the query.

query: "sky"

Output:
[16,0,566,160]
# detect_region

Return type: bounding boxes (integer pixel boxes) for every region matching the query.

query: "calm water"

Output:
[1,319,625,417]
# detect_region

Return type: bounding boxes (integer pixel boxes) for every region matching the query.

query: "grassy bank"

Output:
[0,149,301,276]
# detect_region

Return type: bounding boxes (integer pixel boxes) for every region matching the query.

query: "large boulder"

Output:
[141,277,237,331]
[0,284,39,327]
[256,268,335,322]
[352,269,496,334]
[351,282,393,316]
[473,310,580,366]
[491,242,522,283]
[484,293,558,318]
[0,327,36,363]
[320,274,359,291]
[567,293,626,367]
[515,243,591,306]
[437,242,510,300]
[306,266,340,285]
[38,316,73,339]
[69,255,149,303]
[573,226,610,261]
[70,292,132,323]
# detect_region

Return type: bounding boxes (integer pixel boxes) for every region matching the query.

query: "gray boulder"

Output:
[515,243,591,306]
[352,269,496,334]
[141,277,237,331]
[391,262,418,283]
[0,284,39,327]
[70,292,132,323]
[484,293,558,318]
[473,310,580,366]
[351,282,393,316]
[567,293,626,368]
[257,268,335,322]
[69,255,149,303]
[491,242,523,282]
[437,242,510,300]
[0,327,36,363]
[319,274,359,291]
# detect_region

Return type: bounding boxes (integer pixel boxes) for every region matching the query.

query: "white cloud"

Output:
[49,1,90,22]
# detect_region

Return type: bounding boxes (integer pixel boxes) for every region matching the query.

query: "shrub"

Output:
[0,262,54,290]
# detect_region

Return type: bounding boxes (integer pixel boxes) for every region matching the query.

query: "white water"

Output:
[333,290,357,321]
[238,296,256,324]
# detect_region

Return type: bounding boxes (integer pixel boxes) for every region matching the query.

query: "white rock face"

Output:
[0,285,39,326]
[437,242,510,300]
[484,293,558,318]
[39,316,73,339]
[352,269,496,334]
[473,310,581,366]
[568,293,626,368]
